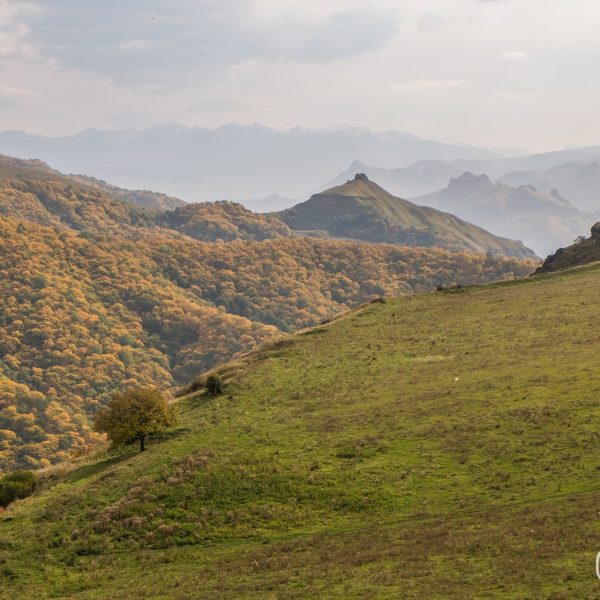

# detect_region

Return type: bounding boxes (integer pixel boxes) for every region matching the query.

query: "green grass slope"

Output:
[276,174,537,258]
[3,265,600,598]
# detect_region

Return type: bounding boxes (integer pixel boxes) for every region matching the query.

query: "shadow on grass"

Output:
[179,392,217,413]
[153,427,192,443]
[65,450,137,484]
[58,427,194,486]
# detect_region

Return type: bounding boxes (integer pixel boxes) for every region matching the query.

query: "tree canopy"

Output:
[93,388,177,452]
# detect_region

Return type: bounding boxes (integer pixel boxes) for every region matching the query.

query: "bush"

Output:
[205,374,224,397]
[0,470,37,508]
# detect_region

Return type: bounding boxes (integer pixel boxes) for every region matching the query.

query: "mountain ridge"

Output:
[0,125,529,202]
[498,160,600,212]
[276,173,537,258]
[415,172,593,255]
[327,154,600,218]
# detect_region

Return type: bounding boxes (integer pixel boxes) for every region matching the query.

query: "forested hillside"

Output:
[0,158,538,470]
[157,201,293,241]
[0,216,535,470]
[65,174,186,212]
[0,169,289,241]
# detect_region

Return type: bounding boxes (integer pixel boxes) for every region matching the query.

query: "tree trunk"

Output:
[140,435,146,452]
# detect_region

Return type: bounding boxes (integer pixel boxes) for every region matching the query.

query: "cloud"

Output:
[4,1,398,87]
[0,2,38,60]
[390,79,462,93]
[496,91,537,101]
[118,39,154,51]
[2,0,600,152]
[419,13,445,34]
[285,8,398,62]
[0,83,37,107]
[499,50,528,61]
[0,84,34,96]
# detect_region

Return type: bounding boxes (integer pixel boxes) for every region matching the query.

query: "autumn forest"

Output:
[0,157,537,470]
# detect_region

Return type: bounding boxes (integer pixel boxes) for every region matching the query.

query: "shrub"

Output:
[206,374,224,397]
[0,470,37,508]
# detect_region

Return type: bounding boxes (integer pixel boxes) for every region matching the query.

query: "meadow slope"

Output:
[2,264,600,598]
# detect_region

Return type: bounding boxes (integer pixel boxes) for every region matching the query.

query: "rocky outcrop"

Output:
[535,222,600,274]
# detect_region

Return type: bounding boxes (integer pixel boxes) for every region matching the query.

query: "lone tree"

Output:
[94,387,177,452]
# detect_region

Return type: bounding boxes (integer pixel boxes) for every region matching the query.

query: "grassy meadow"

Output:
[2,263,600,598]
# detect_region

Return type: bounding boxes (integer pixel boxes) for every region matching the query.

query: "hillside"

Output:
[0,156,287,241]
[0,172,153,231]
[2,265,600,598]
[0,154,185,214]
[416,172,592,256]
[0,159,537,470]
[535,221,600,273]
[276,174,536,258]
[157,201,293,241]
[66,174,186,212]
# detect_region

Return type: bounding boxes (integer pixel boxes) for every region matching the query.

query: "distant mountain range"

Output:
[0,124,528,202]
[327,157,600,255]
[498,161,600,212]
[3,149,589,257]
[414,173,593,256]
[330,151,600,209]
[275,173,536,258]
[326,159,466,199]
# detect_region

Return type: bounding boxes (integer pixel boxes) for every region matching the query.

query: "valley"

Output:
[0,156,536,471]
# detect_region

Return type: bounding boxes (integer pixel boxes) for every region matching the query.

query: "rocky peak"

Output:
[517,184,538,193]
[448,172,492,190]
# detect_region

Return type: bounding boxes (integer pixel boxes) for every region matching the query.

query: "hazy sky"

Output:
[1,0,599,151]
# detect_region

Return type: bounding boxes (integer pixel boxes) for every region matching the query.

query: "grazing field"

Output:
[2,263,600,599]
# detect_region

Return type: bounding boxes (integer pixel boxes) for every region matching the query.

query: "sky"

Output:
[0,0,599,151]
